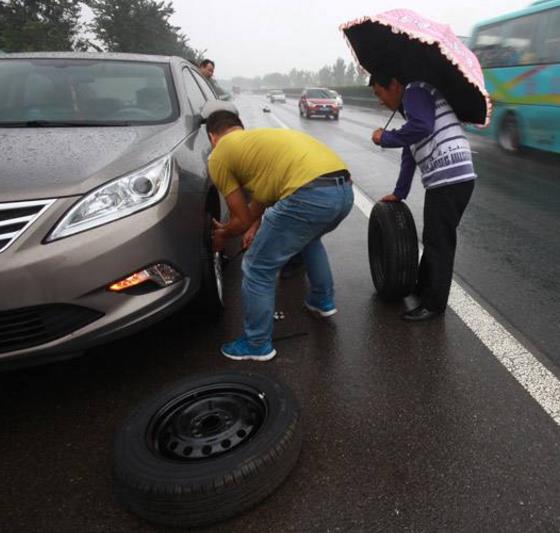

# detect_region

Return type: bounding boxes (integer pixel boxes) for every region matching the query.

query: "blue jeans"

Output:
[241,180,354,346]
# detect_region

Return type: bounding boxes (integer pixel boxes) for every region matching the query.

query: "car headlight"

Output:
[47,155,172,241]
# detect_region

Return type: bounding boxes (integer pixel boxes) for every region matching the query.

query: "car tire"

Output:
[305,109,311,119]
[333,114,339,121]
[194,214,224,319]
[113,372,303,528]
[367,201,418,301]
[498,113,520,154]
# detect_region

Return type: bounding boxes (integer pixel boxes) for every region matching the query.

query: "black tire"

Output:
[113,373,302,528]
[194,214,224,319]
[367,201,418,301]
[498,113,520,153]
[333,113,339,121]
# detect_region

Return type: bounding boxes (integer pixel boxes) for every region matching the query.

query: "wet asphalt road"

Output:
[1,95,560,533]
[258,95,560,366]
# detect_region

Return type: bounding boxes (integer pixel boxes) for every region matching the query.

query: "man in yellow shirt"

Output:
[207,110,354,361]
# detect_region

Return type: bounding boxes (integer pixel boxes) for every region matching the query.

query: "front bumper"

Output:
[0,183,204,366]
[308,106,337,116]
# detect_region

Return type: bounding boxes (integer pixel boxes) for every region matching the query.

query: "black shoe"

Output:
[402,306,443,321]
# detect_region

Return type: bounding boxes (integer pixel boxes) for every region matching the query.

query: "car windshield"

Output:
[306,89,332,99]
[0,59,179,126]
[271,90,284,94]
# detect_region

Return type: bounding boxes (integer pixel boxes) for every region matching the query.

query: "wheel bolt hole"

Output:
[202,445,212,455]
[169,441,178,450]
[221,439,231,449]
[237,429,246,438]
[183,447,193,456]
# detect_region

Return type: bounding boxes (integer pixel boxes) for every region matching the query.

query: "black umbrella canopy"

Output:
[343,20,488,125]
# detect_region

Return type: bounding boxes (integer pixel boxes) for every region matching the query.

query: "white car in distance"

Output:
[269,90,286,103]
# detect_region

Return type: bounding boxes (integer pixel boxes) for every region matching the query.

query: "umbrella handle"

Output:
[383,109,397,130]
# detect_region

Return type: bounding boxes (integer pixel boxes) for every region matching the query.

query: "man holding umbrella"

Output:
[341,9,491,321]
[370,68,476,320]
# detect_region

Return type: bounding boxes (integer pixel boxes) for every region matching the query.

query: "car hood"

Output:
[0,122,186,202]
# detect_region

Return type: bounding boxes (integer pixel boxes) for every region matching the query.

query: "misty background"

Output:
[0,0,530,90]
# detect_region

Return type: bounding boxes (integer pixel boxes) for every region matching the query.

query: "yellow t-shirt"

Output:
[208,128,348,205]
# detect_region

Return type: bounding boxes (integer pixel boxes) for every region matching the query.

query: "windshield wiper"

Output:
[0,120,134,127]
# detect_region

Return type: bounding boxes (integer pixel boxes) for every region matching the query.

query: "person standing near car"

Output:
[370,69,476,321]
[199,59,215,80]
[206,110,354,361]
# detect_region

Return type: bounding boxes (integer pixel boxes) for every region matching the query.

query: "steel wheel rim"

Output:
[147,384,267,461]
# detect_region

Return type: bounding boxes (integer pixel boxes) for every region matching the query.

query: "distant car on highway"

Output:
[0,52,231,367]
[268,89,286,103]
[298,88,339,120]
[328,90,344,110]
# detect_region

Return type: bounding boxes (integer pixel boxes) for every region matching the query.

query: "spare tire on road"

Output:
[368,201,418,301]
[113,372,302,528]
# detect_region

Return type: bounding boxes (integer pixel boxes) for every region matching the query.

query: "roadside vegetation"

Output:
[0,1,365,93]
[0,0,203,61]
[231,57,369,91]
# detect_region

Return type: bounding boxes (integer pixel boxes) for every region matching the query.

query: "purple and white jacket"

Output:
[380,81,476,200]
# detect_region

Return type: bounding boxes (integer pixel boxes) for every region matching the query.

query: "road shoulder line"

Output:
[264,102,560,427]
[352,185,560,426]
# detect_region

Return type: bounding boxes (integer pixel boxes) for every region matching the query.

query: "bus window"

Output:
[467,1,560,154]
[502,14,540,65]
[540,8,560,63]
[472,23,509,68]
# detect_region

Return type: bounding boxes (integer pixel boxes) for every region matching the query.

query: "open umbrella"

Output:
[340,9,491,125]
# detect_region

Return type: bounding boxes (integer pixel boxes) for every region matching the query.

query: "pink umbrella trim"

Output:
[340,9,492,127]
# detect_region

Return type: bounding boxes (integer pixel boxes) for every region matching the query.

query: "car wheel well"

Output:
[205,187,221,220]
[498,111,521,153]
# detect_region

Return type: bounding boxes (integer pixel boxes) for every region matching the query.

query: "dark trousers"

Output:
[417,180,474,312]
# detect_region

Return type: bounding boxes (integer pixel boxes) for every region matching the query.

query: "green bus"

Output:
[469,0,560,153]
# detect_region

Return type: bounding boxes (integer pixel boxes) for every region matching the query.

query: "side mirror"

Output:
[192,113,204,129]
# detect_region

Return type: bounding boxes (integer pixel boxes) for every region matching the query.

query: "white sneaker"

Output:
[304,300,338,317]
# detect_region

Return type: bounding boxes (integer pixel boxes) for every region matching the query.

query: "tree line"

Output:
[0,2,365,88]
[232,58,369,90]
[0,0,202,62]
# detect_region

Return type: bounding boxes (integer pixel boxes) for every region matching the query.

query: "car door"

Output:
[190,69,218,101]
[178,66,214,192]
[179,65,227,223]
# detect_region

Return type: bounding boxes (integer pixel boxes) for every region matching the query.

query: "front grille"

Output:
[0,199,55,253]
[0,304,104,353]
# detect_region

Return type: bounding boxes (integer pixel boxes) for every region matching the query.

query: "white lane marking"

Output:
[353,184,560,425]
[258,98,560,424]
[269,112,290,130]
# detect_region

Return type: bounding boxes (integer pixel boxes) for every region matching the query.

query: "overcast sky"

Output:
[172,0,529,79]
